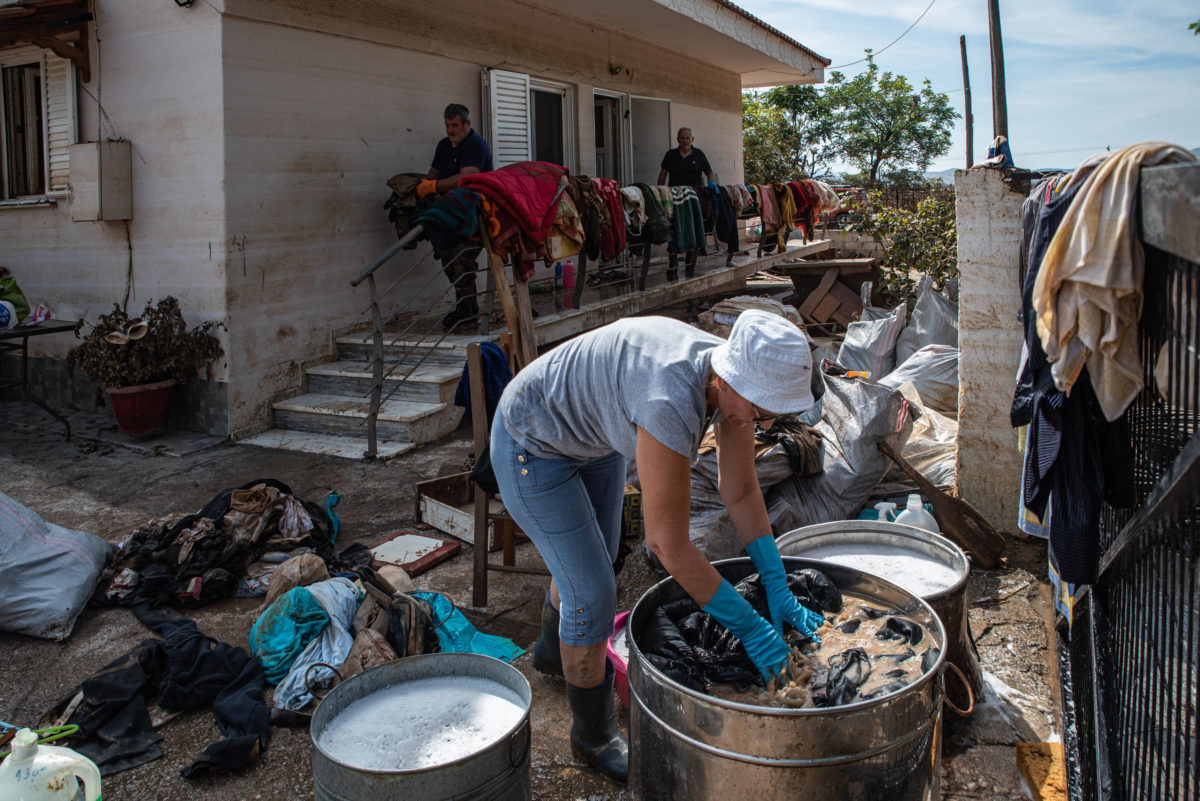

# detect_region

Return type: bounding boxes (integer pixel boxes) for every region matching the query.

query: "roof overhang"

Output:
[550,0,827,88]
[0,0,92,82]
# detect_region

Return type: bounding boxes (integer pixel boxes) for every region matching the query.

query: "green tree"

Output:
[847,190,958,307]
[760,85,839,180]
[823,54,958,184]
[1190,17,1200,35]
[741,93,792,185]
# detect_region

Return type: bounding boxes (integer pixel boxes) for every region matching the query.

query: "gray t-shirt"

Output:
[499,317,721,461]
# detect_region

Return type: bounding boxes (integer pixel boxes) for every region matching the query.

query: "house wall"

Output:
[953,167,1027,533]
[4,0,749,437]
[218,0,745,436]
[0,2,229,369]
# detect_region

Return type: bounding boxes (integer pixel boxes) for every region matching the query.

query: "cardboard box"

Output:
[622,484,643,539]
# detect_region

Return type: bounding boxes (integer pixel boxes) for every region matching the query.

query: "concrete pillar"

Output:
[575,83,597,177]
[953,167,1027,533]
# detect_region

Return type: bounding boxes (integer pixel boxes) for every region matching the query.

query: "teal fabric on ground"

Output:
[249,587,329,683]
[414,591,525,663]
[323,492,341,546]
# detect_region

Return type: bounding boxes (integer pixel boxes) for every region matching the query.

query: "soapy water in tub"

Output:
[799,544,961,597]
[317,676,526,770]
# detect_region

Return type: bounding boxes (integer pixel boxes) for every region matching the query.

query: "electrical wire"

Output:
[823,0,939,72]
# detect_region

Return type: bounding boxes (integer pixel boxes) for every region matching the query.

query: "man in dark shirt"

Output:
[657,128,714,279]
[657,127,713,187]
[417,104,494,330]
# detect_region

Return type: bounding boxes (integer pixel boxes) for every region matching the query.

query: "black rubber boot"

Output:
[442,286,478,331]
[666,253,679,282]
[566,661,629,785]
[531,594,563,676]
[685,250,697,278]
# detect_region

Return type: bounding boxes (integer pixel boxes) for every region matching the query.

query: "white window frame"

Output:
[593,89,632,185]
[483,68,577,172]
[0,44,75,204]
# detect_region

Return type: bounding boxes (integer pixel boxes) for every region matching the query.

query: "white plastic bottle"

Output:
[894,494,940,533]
[0,729,101,801]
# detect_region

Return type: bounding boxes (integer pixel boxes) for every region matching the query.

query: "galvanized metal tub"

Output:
[311,653,531,801]
[777,521,982,709]
[629,556,946,801]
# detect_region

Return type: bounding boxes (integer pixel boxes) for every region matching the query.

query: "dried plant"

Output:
[67,297,224,388]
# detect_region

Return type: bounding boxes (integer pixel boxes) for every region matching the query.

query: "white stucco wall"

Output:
[3,0,751,436]
[218,0,745,435]
[953,168,1027,533]
[0,2,228,363]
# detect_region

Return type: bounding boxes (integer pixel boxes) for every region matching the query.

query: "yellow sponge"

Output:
[1016,742,1067,801]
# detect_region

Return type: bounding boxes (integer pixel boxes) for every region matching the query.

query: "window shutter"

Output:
[44,53,76,192]
[484,68,530,168]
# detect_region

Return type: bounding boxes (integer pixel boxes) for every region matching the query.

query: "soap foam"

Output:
[317,676,526,771]
[800,544,962,597]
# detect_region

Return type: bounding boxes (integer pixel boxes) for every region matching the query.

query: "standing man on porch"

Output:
[657,127,713,280]
[417,103,495,330]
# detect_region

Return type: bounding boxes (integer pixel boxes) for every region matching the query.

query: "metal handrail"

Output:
[350,225,425,288]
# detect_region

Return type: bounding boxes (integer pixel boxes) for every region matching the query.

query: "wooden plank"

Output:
[798,267,840,317]
[811,294,841,323]
[827,280,863,325]
[512,269,539,367]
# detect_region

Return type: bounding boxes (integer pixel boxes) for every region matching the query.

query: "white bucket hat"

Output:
[711,309,814,415]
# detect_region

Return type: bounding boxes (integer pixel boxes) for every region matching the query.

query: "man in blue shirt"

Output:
[417,104,494,330]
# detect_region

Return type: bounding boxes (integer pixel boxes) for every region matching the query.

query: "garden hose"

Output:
[0,723,80,758]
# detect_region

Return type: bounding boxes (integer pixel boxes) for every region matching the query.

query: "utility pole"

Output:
[960,35,974,167]
[987,0,1008,139]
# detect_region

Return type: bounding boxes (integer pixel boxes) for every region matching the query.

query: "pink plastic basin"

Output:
[606,611,631,708]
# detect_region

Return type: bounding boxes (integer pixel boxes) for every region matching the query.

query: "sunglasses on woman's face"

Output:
[750,404,777,424]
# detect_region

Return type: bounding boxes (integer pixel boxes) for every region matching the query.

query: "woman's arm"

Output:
[714,417,773,548]
[636,426,721,605]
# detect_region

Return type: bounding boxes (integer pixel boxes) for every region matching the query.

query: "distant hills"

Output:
[924,146,1198,185]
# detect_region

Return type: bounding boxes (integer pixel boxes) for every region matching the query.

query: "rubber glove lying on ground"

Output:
[746,535,824,642]
[703,579,790,683]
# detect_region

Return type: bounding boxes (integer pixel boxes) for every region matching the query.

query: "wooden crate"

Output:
[415,472,504,551]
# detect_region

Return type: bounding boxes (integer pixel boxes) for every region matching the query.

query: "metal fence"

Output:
[1059,189,1200,800]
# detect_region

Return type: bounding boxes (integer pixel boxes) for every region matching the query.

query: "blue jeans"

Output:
[491,409,626,647]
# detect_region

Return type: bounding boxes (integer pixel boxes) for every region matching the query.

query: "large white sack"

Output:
[0,491,113,640]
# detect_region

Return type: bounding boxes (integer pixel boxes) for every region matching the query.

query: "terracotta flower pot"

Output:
[105,379,177,434]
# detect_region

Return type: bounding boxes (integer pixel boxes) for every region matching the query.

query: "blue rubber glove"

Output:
[707,179,720,193]
[703,579,790,683]
[746,535,824,642]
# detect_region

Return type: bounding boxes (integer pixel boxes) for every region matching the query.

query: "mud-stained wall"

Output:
[219,2,743,436]
[953,168,1026,533]
[0,2,229,370]
[3,0,749,437]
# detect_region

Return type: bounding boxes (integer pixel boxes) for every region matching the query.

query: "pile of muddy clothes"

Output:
[94,478,342,609]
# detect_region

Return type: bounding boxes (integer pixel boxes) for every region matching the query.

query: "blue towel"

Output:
[248,587,329,683]
[415,591,525,662]
[453,341,514,424]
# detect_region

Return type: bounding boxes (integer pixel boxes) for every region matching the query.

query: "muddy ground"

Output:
[0,402,1059,800]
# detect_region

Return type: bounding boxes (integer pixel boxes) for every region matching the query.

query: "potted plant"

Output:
[67,296,224,434]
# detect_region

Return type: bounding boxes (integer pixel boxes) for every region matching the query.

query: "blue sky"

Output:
[736,0,1200,173]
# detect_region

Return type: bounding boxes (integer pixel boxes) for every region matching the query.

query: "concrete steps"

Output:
[238,336,468,460]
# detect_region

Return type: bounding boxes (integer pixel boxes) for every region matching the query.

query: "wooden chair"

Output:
[467,336,549,607]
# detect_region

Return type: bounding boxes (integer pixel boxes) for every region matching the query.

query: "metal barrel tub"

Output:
[777,521,982,710]
[311,653,532,801]
[629,557,946,801]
